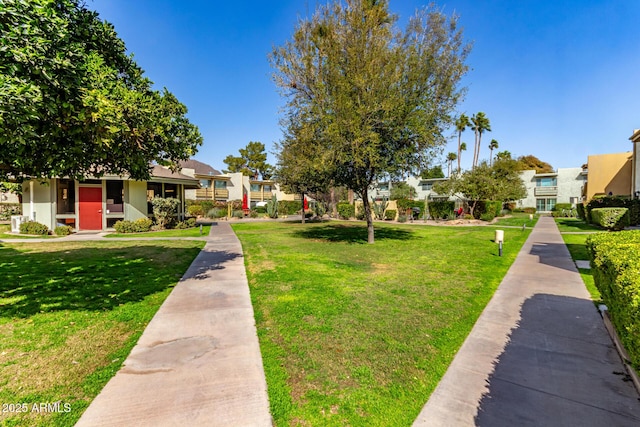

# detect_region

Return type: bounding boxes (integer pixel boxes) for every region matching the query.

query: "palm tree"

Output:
[446,152,457,177]
[495,150,512,161]
[488,139,499,166]
[471,112,491,169]
[455,114,470,172]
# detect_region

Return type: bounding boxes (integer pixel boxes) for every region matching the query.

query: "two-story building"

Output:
[516,168,586,212]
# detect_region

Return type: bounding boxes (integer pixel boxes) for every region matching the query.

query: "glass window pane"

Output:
[214,180,227,189]
[199,179,211,188]
[547,198,556,211]
[250,184,260,192]
[106,180,124,213]
[57,179,75,214]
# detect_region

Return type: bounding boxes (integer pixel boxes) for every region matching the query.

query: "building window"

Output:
[164,183,178,199]
[536,177,557,187]
[214,180,227,189]
[263,185,272,192]
[56,179,75,214]
[199,179,211,189]
[378,184,389,191]
[250,183,260,192]
[147,182,163,213]
[105,180,124,213]
[421,182,433,191]
[536,198,556,211]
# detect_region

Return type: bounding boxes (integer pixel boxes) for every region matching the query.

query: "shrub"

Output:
[586,197,640,226]
[384,209,396,220]
[473,201,502,219]
[480,212,495,222]
[174,218,197,229]
[463,214,474,220]
[587,231,640,369]
[278,200,302,216]
[522,207,536,214]
[20,221,49,235]
[114,218,153,233]
[54,225,73,236]
[397,214,407,223]
[337,203,355,220]
[187,205,204,217]
[576,203,586,220]
[207,207,227,219]
[151,197,180,229]
[314,201,328,218]
[232,210,244,218]
[591,208,629,231]
[356,204,365,220]
[429,201,455,219]
[371,197,388,220]
[255,206,267,214]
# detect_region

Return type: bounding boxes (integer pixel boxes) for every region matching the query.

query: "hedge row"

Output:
[591,208,629,231]
[585,197,640,226]
[587,231,640,369]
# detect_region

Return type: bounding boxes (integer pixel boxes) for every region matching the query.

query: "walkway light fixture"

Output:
[495,229,504,257]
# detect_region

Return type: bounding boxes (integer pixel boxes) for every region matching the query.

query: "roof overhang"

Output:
[630,129,640,143]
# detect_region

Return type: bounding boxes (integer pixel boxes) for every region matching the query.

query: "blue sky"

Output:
[89,0,640,173]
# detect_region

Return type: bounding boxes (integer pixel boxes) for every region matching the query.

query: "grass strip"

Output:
[0,240,204,426]
[233,220,530,426]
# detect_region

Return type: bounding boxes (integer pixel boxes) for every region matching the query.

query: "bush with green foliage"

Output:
[173,218,197,229]
[576,203,586,220]
[473,200,502,219]
[587,231,640,369]
[187,204,204,217]
[337,203,355,219]
[232,210,244,218]
[356,204,365,220]
[384,209,396,220]
[113,217,153,233]
[314,201,328,218]
[151,197,180,229]
[54,225,73,236]
[480,212,495,222]
[277,200,302,216]
[591,208,629,231]
[522,207,536,214]
[0,203,21,220]
[19,220,49,235]
[429,200,455,219]
[207,207,227,219]
[255,206,267,214]
[586,197,640,226]
[397,214,407,223]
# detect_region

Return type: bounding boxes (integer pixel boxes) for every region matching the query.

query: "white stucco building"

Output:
[516,168,587,212]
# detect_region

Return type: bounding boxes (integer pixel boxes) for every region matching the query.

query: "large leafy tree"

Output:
[271,0,470,243]
[0,0,202,181]
[433,158,526,217]
[223,141,273,179]
[471,112,491,169]
[516,154,554,173]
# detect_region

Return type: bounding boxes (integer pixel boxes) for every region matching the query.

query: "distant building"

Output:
[629,130,640,198]
[517,168,586,212]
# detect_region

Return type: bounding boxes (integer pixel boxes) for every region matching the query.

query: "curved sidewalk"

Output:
[75,222,271,426]
[414,216,640,426]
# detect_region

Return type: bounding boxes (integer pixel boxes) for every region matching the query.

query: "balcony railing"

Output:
[534,186,558,196]
[250,191,274,201]
[195,188,229,199]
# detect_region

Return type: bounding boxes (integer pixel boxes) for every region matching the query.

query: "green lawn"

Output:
[0,224,57,239]
[233,221,531,426]
[105,225,211,238]
[556,217,604,303]
[555,217,602,232]
[0,240,204,426]
[492,212,539,227]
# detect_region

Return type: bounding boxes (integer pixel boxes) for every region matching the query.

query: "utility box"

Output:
[11,215,29,233]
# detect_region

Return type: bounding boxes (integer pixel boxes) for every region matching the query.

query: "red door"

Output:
[79,187,103,230]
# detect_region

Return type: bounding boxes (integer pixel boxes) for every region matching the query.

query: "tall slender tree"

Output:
[455,114,470,172]
[271,0,470,243]
[471,112,491,169]
[446,152,457,177]
[488,139,499,166]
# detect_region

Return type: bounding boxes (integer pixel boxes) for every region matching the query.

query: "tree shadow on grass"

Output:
[293,223,414,243]
[555,218,603,232]
[0,243,202,318]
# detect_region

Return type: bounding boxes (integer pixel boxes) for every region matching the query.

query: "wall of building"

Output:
[633,140,640,196]
[125,181,149,221]
[585,152,632,200]
[21,180,54,227]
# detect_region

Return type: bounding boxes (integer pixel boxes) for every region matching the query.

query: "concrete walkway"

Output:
[413,216,640,426]
[75,222,271,426]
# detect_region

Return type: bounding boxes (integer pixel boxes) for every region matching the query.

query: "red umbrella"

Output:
[242,193,248,210]
[303,197,308,210]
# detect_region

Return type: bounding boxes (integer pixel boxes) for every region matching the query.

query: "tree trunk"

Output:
[362,188,374,244]
[330,187,337,218]
[457,132,462,172]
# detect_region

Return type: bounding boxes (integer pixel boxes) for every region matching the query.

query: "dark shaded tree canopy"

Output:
[0,0,202,181]
[222,141,273,179]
